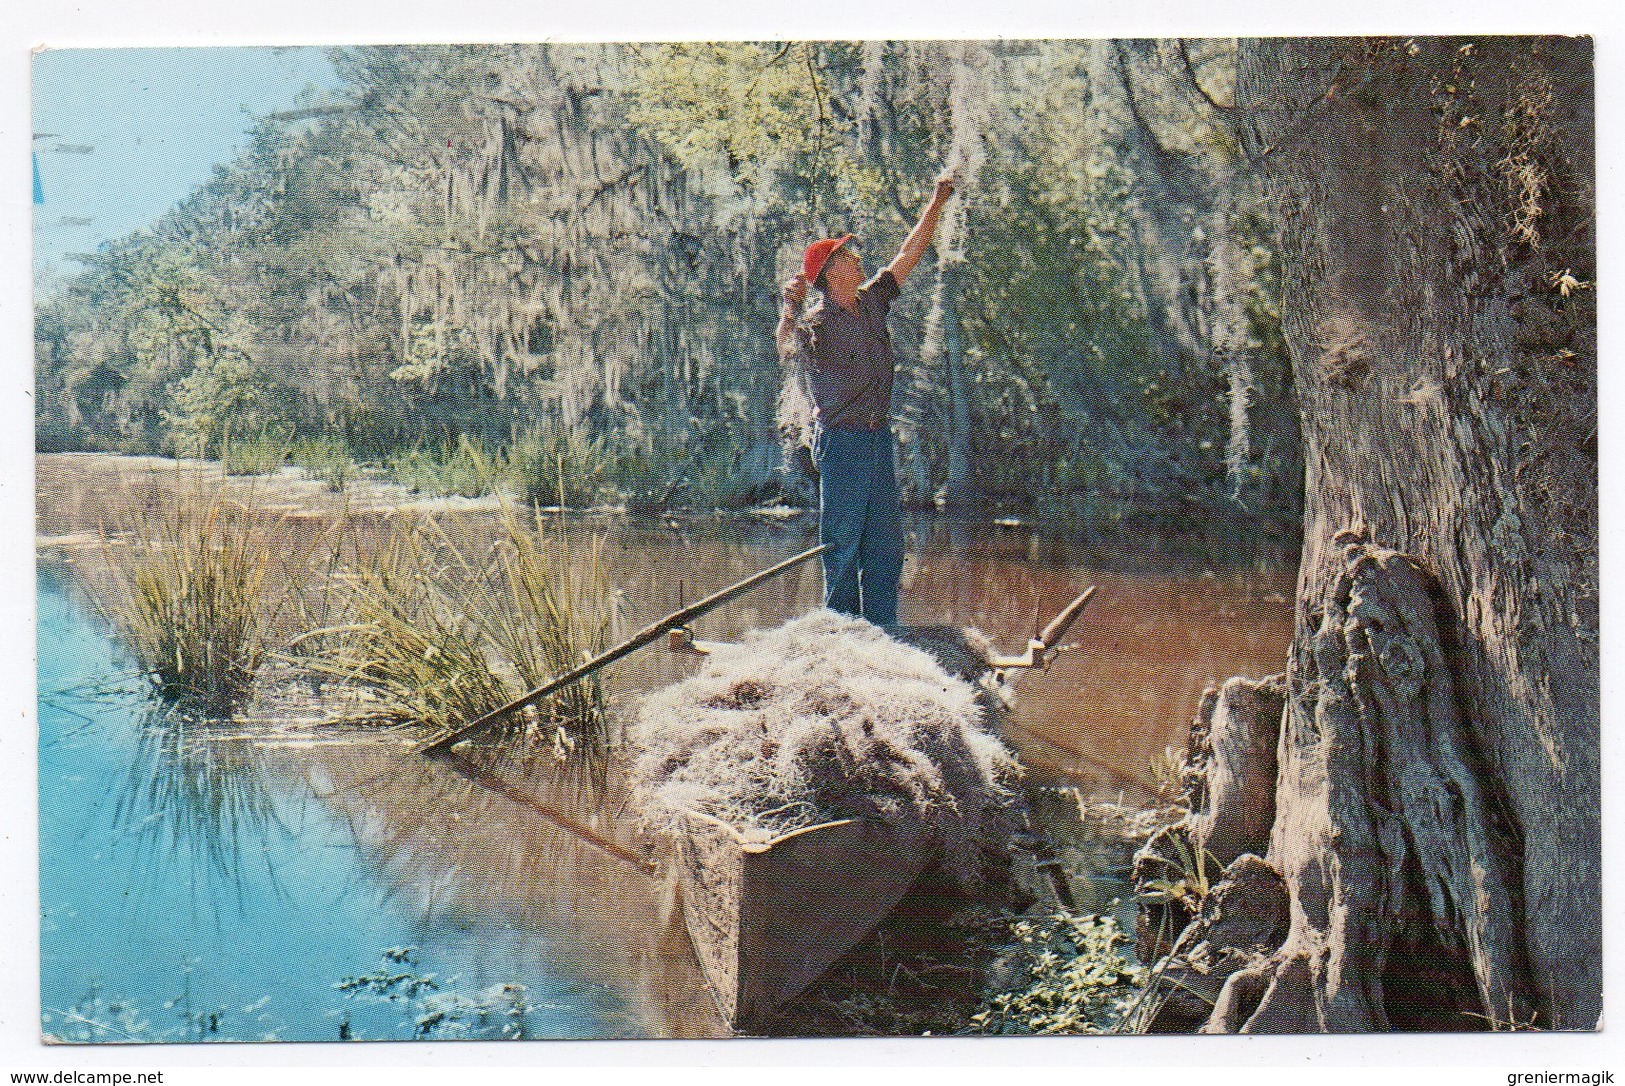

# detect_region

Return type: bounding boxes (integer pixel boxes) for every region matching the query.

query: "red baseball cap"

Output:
[802,235,856,283]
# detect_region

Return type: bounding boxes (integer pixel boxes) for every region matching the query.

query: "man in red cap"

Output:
[776,172,957,628]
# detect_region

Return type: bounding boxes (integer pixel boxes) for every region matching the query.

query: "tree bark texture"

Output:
[1247,542,1531,1031]
[1184,675,1286,869]
[1134,675,1283,965]
[1234,37,1597,1029]
[1131,677,1287,1033]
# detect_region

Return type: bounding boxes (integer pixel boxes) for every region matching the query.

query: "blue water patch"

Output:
[37,569,641,1042]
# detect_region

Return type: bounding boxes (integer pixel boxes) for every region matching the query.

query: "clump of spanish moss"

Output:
[630,610,1019,888]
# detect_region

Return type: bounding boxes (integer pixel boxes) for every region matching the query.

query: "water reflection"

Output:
[279,738,724,1038]
[108,715,295,924]
[39,455,1298,1042]
[39,569,721,1041]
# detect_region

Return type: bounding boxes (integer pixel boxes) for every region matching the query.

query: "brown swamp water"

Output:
[606,519,1297,801]
[36,453,1296,1040]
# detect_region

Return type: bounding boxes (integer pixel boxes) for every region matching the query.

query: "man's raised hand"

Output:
[783,272,809,310]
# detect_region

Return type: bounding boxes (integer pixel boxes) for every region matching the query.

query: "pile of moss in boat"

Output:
[630,610,1020,888]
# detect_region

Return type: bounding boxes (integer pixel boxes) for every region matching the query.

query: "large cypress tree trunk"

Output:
[1221,36,1597,1031]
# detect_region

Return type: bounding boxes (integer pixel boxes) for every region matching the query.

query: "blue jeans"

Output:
[813,427,903,628]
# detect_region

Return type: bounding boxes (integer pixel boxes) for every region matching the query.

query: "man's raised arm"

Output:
[885,173,957,287]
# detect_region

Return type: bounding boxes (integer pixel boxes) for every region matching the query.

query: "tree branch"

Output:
[1179,40,1235,112]
[744,42,795,101]
[804,43,829,222]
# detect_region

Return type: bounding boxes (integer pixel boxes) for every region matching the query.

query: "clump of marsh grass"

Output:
[452,503,615,756]
[221,431,291,476]
[303,502,615,762]
[93,491,290,715]
[335,948,533,1040]
[384,436,496,498]
[629,611,1019,889]
[290,437,356,493]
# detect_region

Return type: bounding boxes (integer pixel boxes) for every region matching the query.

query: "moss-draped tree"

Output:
[1195,35,1598,1032]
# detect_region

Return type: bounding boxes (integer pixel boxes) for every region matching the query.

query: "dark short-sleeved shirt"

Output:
[796,270,900,431]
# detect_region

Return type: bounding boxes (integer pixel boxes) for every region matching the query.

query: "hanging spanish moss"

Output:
[895,42,996,505]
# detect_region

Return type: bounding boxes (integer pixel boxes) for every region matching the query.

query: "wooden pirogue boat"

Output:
[675,810,934,1033]
[418,539,1095,1032]
[665,588,1098,1033]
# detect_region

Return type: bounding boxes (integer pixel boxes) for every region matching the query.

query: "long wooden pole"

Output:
[1038,584,1096,650]
[417,543,827,756]
[436,749,659,875]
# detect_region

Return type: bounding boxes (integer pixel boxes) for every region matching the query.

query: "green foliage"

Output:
[971,912,1146,1034]
[336,948,532,1040]
[606,429,760,511]
[289,436,357,492]
[45,208,310,461]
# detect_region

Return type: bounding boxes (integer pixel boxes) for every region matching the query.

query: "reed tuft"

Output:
[94,491,286,715]
[507,427,614,508]
[304,502,615,760]
[221,432,291,476]
[290,437,357,492]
